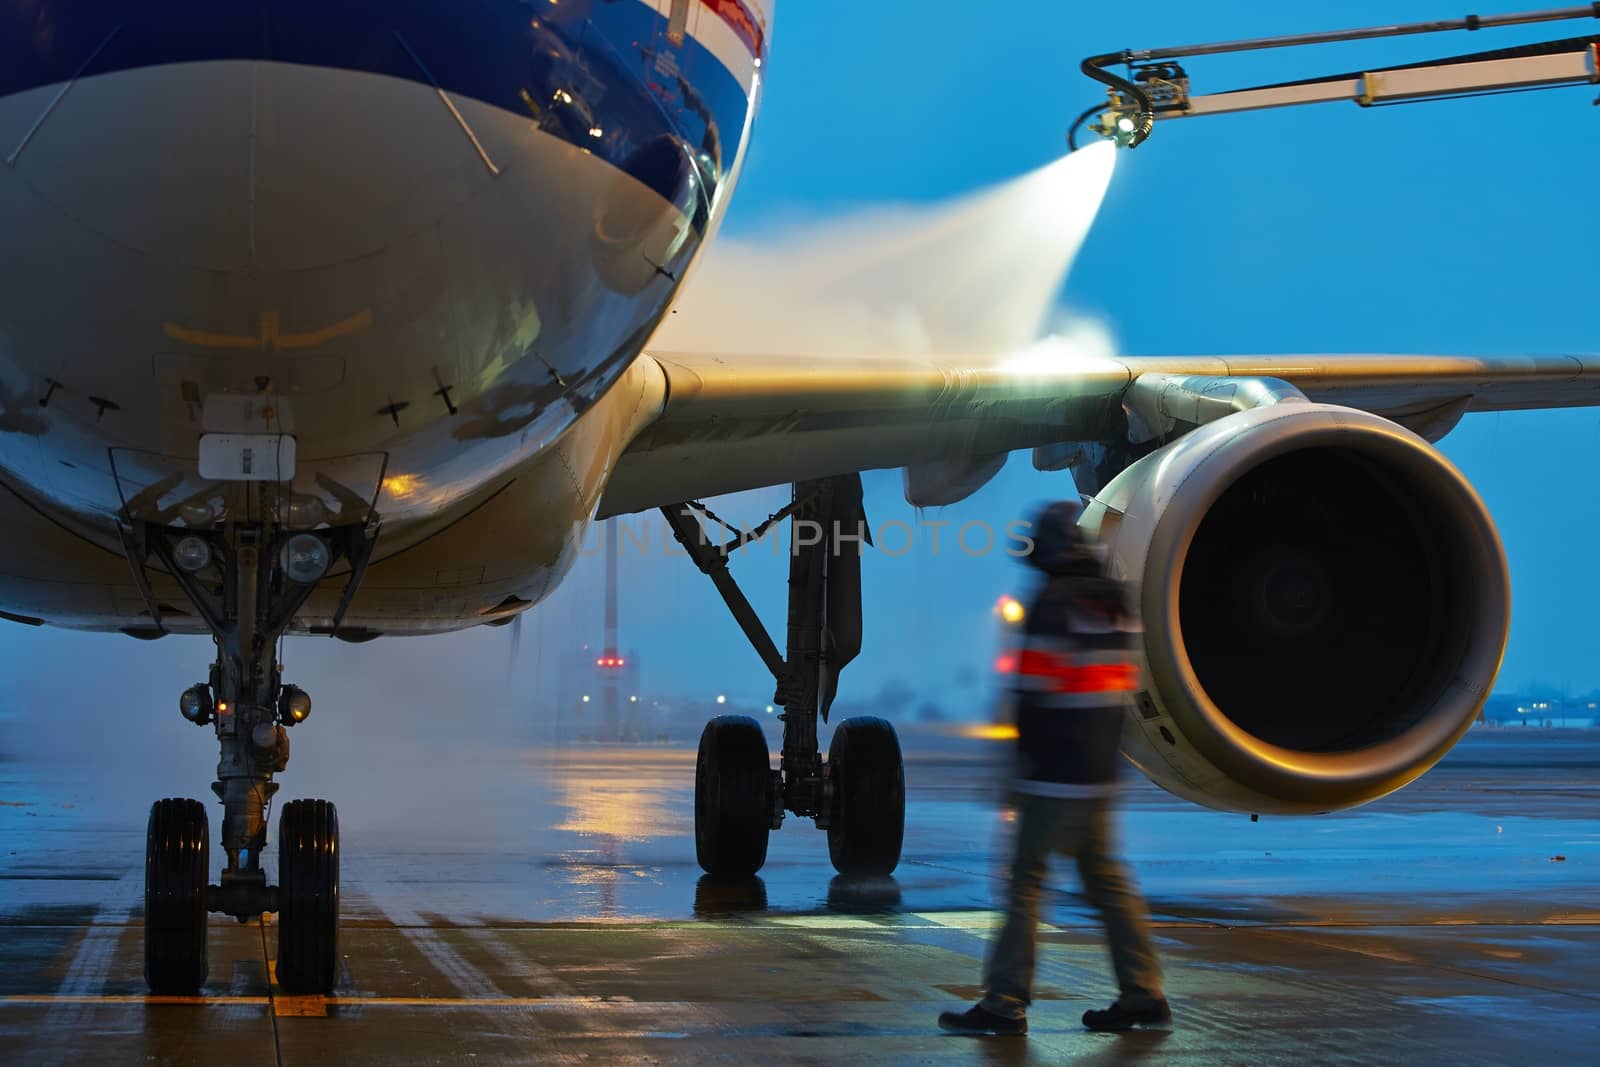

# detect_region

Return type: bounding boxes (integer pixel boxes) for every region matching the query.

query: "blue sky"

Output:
[2,2,1597,742]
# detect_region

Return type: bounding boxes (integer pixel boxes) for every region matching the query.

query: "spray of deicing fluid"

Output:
[652,141,1119,364]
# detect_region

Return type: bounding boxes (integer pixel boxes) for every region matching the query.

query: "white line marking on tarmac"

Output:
[375,899,505,999]
[465,929,570,996]
[35,876,141,1065]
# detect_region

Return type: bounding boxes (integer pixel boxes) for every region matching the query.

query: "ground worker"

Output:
[939,500,1170,1035]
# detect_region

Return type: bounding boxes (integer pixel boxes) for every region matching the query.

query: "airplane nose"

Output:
[1,56,503,273]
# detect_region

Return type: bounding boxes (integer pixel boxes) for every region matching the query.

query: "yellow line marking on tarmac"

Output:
[2,996,273,1005]
[273,995,327,1018]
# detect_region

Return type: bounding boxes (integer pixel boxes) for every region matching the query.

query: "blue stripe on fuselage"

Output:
[0,0,749,230]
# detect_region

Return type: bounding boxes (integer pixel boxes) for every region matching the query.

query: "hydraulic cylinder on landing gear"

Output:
[209,696,290,919]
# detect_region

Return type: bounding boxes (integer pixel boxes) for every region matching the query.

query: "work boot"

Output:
[937,1003,1027,1036]
[1082,997,1171,1031]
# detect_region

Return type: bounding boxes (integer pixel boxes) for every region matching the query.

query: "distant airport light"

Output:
[996,595,1025,625]
[765,705,775,714]
[581,695,590,703]
[629,695,638,702]
[716,694,727,704]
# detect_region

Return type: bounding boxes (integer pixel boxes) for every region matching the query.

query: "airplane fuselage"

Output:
[0,0,769,637]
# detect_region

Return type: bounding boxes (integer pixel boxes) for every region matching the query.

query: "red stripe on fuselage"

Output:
[704,0,766,60]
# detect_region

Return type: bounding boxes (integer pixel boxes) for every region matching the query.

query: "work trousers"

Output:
[981,793,1163,1018]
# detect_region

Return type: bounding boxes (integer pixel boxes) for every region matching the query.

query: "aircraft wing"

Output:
[597,349,1600,517]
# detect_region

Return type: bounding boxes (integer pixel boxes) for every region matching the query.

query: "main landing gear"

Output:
[122,501,375,994]
[664,476,906,879]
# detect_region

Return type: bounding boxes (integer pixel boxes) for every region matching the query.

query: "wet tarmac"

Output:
[2,727,1598,1064]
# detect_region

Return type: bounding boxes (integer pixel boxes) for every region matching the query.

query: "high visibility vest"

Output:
[1005,579,1140,798]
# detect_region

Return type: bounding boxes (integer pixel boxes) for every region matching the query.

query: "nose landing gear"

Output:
[123,510,375,995]
[142,793,342,995]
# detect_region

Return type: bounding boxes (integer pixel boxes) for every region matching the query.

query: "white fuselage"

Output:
[0,0,771,637]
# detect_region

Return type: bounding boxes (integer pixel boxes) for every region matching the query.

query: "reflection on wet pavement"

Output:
[2,729,1597,1063]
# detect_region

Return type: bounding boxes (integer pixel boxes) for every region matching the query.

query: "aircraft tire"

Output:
[826,717,905,877]
[144,798,210,994]
[276,799,340,994]
[695,715,772,877]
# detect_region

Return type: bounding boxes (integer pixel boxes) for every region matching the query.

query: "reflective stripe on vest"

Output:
[1012,649,1138,698]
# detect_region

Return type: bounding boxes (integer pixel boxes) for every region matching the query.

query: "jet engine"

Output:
[1078,402,1508,814]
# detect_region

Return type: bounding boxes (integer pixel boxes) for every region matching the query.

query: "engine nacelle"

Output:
[1080,403,1508,814]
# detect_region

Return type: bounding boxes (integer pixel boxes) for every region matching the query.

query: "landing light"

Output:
[716,694,727,704]
[179,501,216,528]
[173,536,211,573]
[279,685,313,726]
[280,534,331,584]
[178,684,214,725]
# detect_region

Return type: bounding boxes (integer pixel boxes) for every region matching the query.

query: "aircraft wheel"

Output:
[695,715,772,877]
[276,799,340,994]
[826,717,905,876]
[144,798,210,994]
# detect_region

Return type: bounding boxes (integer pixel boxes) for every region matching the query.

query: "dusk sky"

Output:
[2,1,1597,748]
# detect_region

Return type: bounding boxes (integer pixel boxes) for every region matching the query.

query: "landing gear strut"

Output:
[664,475,906,878]
[123,494,375,994]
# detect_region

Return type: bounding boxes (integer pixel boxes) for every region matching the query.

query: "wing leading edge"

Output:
[598,350,1600,518]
